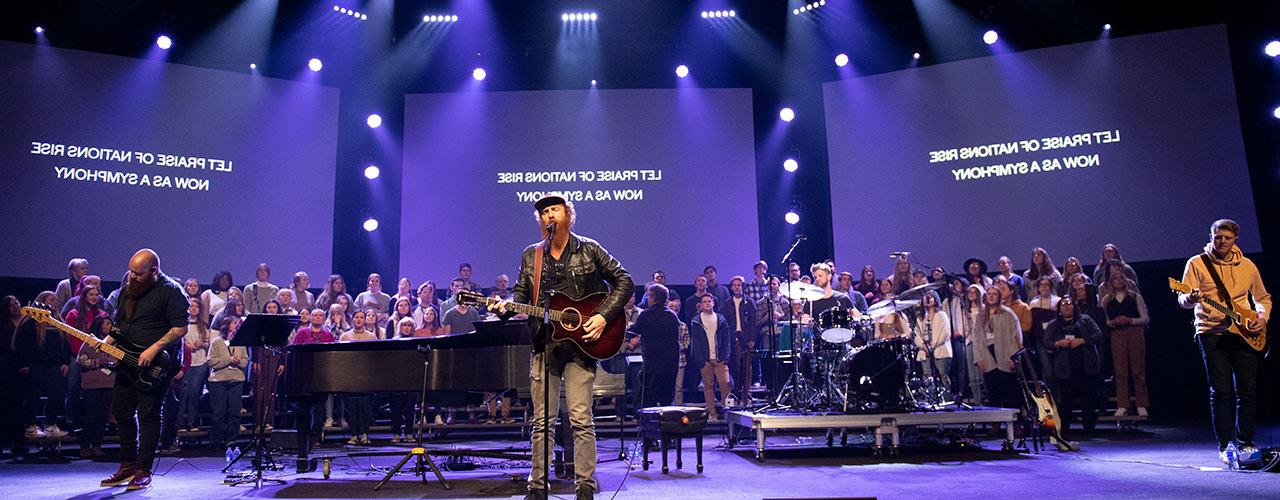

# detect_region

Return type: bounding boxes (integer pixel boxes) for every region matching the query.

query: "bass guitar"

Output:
[21,305,175,393]
[455,290,625,360]
[1167,278,1267,351]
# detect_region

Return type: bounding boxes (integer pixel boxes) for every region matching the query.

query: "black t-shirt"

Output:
[807,291,855,320]
[114,273,189,348]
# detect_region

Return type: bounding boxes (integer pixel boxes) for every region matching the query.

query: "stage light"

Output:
[1266,41,1280,58]
[913,52,921,60]
[451,15,459,22]
[591,13,598,21]
[983,30,999,45]
[701,11,708,18]
[779,107,795,122]
[360,14,367,20]
[562,13,569,21]
[308,58,323,72]
[473,67,487,81]
[675,64,689,78]
[333,5,340,11]
[35,26,44,34]
[156,35,173,50]
[835,53,849,67]
[364,165,381,180]
[783,158,799,172]
[591,79,597,86]
[249,63,257,70]
[1273,105,1280,120]
[793,8,800,15]
[340,7,347,14]
[1103,23,1112,31]
[366,114,382,129]
[729,10,735,17]
[785,210,800,225]
[363,218,379,232]
[562,12,597,22]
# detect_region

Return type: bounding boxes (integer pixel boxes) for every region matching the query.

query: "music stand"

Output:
[225,313,299,488]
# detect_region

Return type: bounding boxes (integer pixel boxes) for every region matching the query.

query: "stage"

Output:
[2,423,1274,499]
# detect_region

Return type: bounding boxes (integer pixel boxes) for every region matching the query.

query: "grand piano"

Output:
[283,320,532,471]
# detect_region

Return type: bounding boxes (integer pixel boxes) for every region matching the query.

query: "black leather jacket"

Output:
[511,232,634,324]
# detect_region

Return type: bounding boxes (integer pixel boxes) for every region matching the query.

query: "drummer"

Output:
[802,263,867,324]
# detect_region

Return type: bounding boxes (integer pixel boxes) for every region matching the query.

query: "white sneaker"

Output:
[25,425,46,439]
[1113,408,1128,417]
[1219,448,1230,465]
[1136,407,1148,417]
[346,436,360,445]
[434,415,445,425]
[323,418,334,428]
[43,425,68,438]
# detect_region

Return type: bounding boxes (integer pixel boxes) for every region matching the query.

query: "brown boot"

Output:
[125,470,152,491]
[100,463,136,487]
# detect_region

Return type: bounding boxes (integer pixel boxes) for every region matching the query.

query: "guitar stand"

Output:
[374,347,451,491]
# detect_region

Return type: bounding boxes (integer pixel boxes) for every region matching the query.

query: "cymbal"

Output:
[779,282,823,301]
[866,298,920,318]
[897,281,945,301]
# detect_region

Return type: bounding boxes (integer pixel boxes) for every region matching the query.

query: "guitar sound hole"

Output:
[561,309,582,330]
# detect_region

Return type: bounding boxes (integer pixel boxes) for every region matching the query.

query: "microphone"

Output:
[545,222,556,234]
[889,251,910,258]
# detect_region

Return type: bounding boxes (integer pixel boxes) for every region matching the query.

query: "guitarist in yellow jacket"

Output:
[1176,219,1270,466]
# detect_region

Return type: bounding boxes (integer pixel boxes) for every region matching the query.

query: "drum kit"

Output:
[763,280,954,414]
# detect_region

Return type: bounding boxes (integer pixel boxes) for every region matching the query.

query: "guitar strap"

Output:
[532,241,544,308]
[1199,254,1234,312]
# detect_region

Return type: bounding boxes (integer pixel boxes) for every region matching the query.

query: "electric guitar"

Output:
[1014,349,1075,452]
[1167,278,1267,351]
[455,289,626,360]
[21,305,176,393]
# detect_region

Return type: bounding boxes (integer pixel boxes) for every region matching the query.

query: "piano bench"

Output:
[638,406,708,474]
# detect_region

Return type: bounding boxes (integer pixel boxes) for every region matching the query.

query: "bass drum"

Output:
[839,339,907,411]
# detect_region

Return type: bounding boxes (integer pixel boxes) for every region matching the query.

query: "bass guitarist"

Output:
[99,249,189,491]
[499,193,633,500]
[1176,219,1270,466]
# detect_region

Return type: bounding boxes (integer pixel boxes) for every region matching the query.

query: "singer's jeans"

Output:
[528,341,597,492]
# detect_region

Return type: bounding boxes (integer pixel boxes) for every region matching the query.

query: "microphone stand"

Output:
[539,225,555,494]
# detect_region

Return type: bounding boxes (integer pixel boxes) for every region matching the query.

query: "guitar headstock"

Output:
[21,303,55,324]
[455,289,489,307]
[1167,277,1192,294]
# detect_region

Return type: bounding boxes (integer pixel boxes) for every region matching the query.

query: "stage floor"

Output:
[1,423,1274,499]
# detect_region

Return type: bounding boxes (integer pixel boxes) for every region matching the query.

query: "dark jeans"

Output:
[23,364,67,426]
[0,366,23,450]
[179,364,208,428]
[81,388,112,448]
[949,337,968,399]
[641,358,678,408]
[208,380,243,447]
[112,376,168,473]
[389,392,416,436]
[64,362,82,428]
[982,370,1020,409]
[159,381,183,448]
[345,395,373,436]
[1055,373,1102,436]
[1198,333,1259,449]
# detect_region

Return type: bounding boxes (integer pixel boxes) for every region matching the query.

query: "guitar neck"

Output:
[1200,297,1240,323]
[496,299,565,322]
[42,319,130,363]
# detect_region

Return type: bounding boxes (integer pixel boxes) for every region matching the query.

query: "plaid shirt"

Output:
[745,277,769,303]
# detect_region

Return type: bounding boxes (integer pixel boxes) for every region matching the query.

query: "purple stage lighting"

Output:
[783,158,799,172]
[1266,41,1280,58]
[784,211,800,225]
[983,30,999,45]
[333,5,340,11]
[308,58,323,72]
[472,67,487,81]
[675,65,689,78]
[35,26,44,34]
[366,114,382,129]
[156,35,173,50]
[1273,106,1280,120]
[779,107,795,122]
[249,63,257,70]
[364,165,381,180]
[591,79,597,86]
[835,53,849,67]
[913,52,921,60]
[1104,23,1112,31]
[363,218,379,232]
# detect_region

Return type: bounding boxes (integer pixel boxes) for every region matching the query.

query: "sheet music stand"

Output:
[225,313,299,488]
